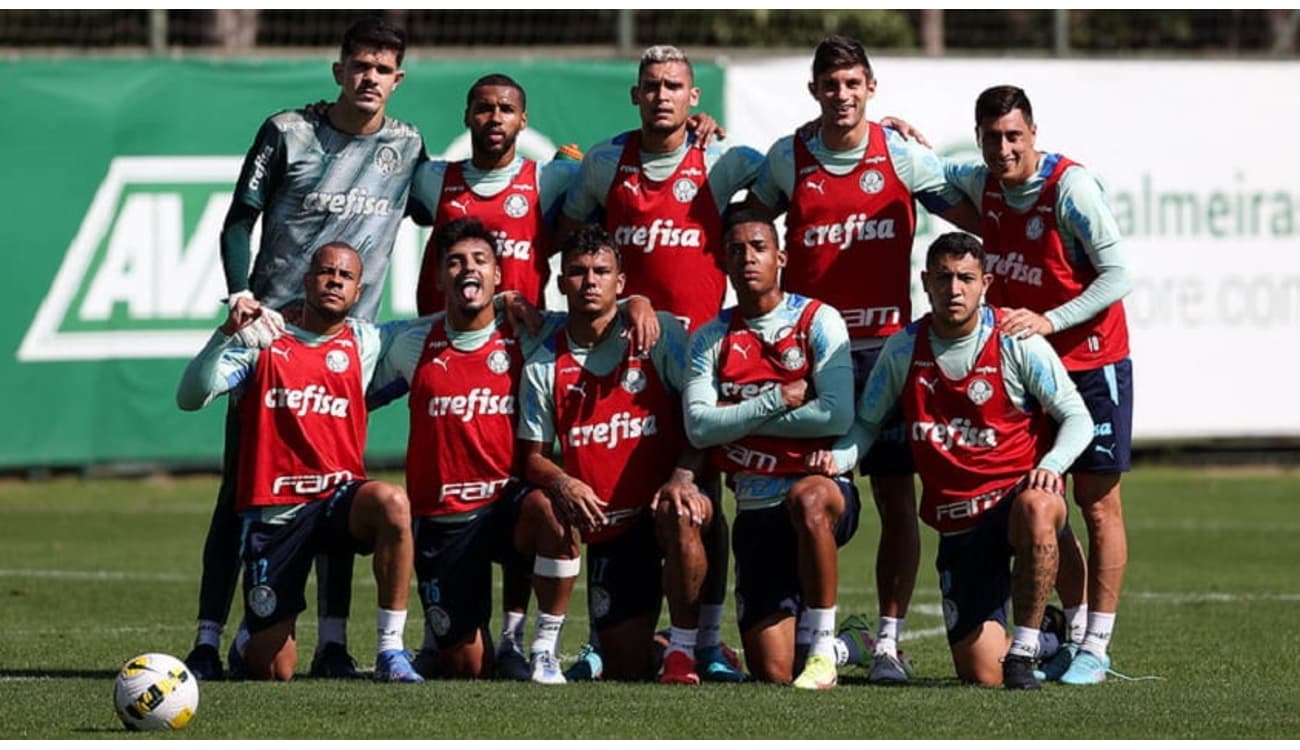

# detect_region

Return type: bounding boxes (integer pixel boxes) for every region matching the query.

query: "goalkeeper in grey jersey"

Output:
[185,17,429,682]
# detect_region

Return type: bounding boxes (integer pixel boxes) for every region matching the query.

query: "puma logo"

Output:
[622,179,641,196]
[730,342,753,359]
[917,376,937,393]
[269,346,291,361]
[804,178,826,195]
[448,197,470,216]
[566,383,588,398]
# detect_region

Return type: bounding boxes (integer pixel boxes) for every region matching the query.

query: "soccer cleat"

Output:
[659,649,702,685]
[1003,653,1042,690]
[1060,649,1111,685]
[1034,642,1078,682]
[494,644,531,681]
[867,651,913,685]
[835,613,877,668]
[374,648,425,683]
[530,651,566,684]
[696,645,746,682]
[792,654,838,690]
[309,642,359,679]
[411,647,440,679]
[184,644,223,681]
[563,643,603,682]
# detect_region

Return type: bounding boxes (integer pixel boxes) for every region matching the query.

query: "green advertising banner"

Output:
[2,57,723,469]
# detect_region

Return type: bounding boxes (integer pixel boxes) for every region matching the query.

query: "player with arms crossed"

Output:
[748,35,977,684]
[186,17,428,680]
[412,73,581,313]
[684,211,858,690]
[945,85,1132,685]
[366,218,657,680]
[809,232,1093,689]
[177,243,421,683]
[514,225,714,684]
[557,44,763,681]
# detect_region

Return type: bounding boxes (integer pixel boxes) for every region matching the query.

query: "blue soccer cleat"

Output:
[696,645,746,682]
[1060,649,1111,685]
[226,642,247,680]
[374,648,425,683]
[563,643,603,682]
[494,644,531,681]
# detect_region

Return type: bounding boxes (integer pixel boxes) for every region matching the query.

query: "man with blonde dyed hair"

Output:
[557,44,763,682]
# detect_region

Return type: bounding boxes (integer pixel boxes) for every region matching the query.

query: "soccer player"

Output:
[557,44,763,681]
[515,225,712,684]
[684,211,858,690]
[747,34,977,685]
[185,17,428,681]
[406,72,580,679]
[177,243,421,683]
[366,218,657,680]
[411,73,581,313]
[810,232,1093,689]
[944,85,1132,685]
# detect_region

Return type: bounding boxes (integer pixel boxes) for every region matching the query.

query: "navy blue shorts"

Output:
[936,489,1075,645]
[1067,358,1134,474]
[586,512,664,632]
[239,480,369,634]
[413,483,531,648]
[852,346,914,476]
[732,477,861,634]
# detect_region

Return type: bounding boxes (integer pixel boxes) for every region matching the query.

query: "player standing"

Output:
[747,35,976,684]
[515,225,713,684]
[810,232,1094,689]
[412,73,580,313]
[945,85,1133,685]
[178,243,421,683]
[684,212,858,690]
[186,17,428,681]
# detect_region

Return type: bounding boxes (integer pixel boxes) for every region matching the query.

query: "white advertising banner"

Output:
[726,57,1300,440]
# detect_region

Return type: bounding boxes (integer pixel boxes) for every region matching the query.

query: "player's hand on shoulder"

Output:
[222,292,286,349]
[1025,468,1064,496]
[620,296,661,356]
[501,291,543,338]
[804,449,840,477]
[686,111,726,148]
[880,115,931,148]
[999,307,1054,340]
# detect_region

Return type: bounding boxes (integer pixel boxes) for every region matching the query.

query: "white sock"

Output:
[1038,631,1061,659]
[806,607,837,660]
[1065,605,1088,645]
[195,620,223,649]
[318,615,347,647]
[376,609,407,654]
[875,616,903,657]
[500,611,526,652]
[832,638,851,667]
[1081,611,1116,657]
[531,612,565,657]
[836,628,872,666]
[1009,626,1040,659]
[697,604,724,649]
[667,626,698,658]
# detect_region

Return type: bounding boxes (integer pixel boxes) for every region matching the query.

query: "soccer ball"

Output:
[112,653,199,731]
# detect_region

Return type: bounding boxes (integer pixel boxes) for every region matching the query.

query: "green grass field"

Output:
[2,467,1298,739]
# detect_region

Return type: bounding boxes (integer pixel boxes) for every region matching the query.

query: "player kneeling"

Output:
[514,225,717,684]
[178,243,420,683]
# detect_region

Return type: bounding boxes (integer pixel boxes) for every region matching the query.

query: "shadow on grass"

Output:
[0,668,118,679]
